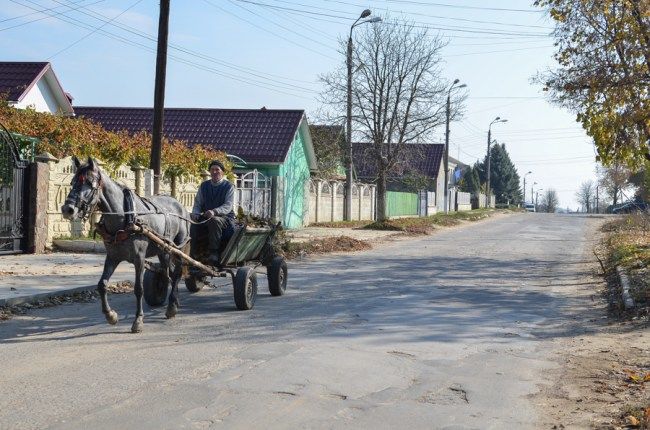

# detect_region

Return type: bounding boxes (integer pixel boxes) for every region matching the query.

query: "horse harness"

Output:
[95,189,172,245]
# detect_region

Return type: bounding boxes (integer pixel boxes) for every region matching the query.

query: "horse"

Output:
[61,157,190,333]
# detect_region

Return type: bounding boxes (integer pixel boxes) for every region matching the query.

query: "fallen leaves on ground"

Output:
[281,236,371,259]
[0,281,134,322]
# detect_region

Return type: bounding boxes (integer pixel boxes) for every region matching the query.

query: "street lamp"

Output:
[444,79,467,214]
[523,171,532,205]
[345,10,382,221]
[536,189,543,211]
[486,116,507,207]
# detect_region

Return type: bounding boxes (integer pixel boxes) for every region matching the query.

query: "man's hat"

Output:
[208,159,225,171]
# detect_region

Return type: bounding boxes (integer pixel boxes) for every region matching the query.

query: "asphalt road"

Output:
[0,213,604,429]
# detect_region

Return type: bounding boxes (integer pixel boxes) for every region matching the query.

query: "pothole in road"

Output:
[419,384,469,405]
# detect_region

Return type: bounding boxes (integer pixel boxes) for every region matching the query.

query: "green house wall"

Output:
[247,128,311,229]
[279,130,310,229]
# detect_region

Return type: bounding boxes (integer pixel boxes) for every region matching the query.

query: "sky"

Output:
[0,0,600,210]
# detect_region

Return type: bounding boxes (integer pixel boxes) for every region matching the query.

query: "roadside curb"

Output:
[0,284,97,308]
[615,266,635,310]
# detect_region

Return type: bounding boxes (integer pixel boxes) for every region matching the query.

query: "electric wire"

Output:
[0,0,105,31]
[50,0,321,87]
[47,0,144,60]
[10,0,317,99]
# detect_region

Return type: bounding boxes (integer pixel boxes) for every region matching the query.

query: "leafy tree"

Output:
[476,143,522,204]
[629,161,650,201]
[576,180,596,212]
[0,98,228,178]
[596,163,632,206]
[309,124,345,180]
[535,0,650,168]
[459,165,481,195]
[539,189,559,213]
[401,170,435,193]
[320,18,461,221]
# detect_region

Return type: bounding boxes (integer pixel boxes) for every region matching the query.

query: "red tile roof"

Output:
[352,142,444,180]
[0,62,49,102]
[74,107,305,164]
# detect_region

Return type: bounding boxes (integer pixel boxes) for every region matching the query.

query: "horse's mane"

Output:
[78,163,128,191]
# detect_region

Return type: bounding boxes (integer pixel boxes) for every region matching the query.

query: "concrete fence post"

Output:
[131,164,145,196]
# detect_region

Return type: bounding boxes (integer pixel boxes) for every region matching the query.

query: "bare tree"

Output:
[539,189,559,213]
[596,163,631,207]
[576,180,596,212]
[320,19,458,221]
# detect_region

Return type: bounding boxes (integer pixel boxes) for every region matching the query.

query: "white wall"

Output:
[15,79,59,114]
[12,70,72,115]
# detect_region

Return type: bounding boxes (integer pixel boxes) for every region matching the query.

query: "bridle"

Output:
[66,170,103,221]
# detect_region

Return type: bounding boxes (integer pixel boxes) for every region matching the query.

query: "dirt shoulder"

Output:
[536,216,649,429]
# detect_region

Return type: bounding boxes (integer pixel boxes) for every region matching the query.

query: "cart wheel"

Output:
[143,269,168,307]
[233,267,257,311]
[185,275,205,293]
[267,256,287,296]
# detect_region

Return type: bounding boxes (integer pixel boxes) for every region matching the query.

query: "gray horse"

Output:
[61,157,190,333]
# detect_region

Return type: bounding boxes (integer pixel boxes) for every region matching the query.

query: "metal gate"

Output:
[0,124,28,255]
[235,170,271,219]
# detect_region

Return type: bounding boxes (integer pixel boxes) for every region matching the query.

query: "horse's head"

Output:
[61,156,103,220]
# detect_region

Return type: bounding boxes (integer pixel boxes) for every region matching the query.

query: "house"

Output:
[352,143,459,211]
[0,62,73,115]
[352,142,444,190]
[448,155,469,189]
[73,107,317,229]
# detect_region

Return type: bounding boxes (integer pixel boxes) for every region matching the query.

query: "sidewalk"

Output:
[1,226,399,307]
[0,253,133,307]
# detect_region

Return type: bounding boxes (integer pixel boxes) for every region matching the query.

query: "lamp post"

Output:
[345,10,381,221]
[523,171,532,205]
[486,116,507,207]
[444,79,467,214]
[531,181,537,205]
[536,189,543,211]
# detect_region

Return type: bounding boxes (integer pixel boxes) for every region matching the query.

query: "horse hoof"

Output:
[105,310,119,325]
[165,305,177,319]
[131,317,143,333]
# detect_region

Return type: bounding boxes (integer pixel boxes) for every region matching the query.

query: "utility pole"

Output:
[150,0,170,195]
[523,171,532,206]
[344,10,379,221]
[444,79,465,214]
[486,128,491,208]
[486,117,507,208]
[345,28,353,221]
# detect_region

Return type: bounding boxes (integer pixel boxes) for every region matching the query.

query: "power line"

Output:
[258,0,553,30]
[444,45,553,57]
[232,0,550,37]
[0,0,101,23]
[227,0,340,52]
[320,0,552,29]
[50,0,320,86]
[381,0,544,13]
[41,0,322,91]
[47,0,144,60]
[0,0,105,31]
[11,0,317,99]
[202,0,339,61]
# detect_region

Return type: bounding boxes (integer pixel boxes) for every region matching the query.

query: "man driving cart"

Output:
[190,159,236,266]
